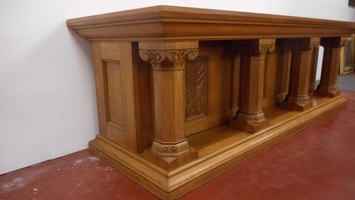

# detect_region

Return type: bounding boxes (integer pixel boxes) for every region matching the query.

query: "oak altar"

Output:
[67,6,355,199]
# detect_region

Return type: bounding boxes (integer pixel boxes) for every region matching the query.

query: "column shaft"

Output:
[138,41,199,171]
[229,39,275,133]
[281,38,320,111]
[315,37,349,98]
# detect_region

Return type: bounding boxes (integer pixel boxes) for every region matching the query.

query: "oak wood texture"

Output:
[139,41,199,171]
[280,38,320,111]
[67,5,355,200]
[229,39,275,132]
[66,5,355,41]
[315,37,349,98]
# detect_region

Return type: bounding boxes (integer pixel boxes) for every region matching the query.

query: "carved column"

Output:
[314,37,348,98]
[229,39,275,133]
[280,38,320,111]
[139,41,199,171]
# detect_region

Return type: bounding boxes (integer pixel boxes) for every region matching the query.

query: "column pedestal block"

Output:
[315,85,341,98]
[281,95,313,111]
[143,139,198,171]
[229,112,270,133]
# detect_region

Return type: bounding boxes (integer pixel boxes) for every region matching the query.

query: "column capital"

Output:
[232,39,275,58]
[281,37,320,52]
[138,41,199,70]
[139,49,199,70]
[321,37,349,49]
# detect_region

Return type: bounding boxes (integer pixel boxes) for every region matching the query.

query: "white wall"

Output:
[1,0,354,175]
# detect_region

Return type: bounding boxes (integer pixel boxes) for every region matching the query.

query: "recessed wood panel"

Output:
[263,43,291,109]
[309,47,320,93]
[103,60,125,131]
[134,60,155,152]
[185,41,235,136]
[263,50,277,108]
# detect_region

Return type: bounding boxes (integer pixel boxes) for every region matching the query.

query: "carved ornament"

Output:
[139,49,199,70]
[233,44,275,59]
[237,112,265,122]
[321,37,349,49]
[151,139,190,157]
[186,57,207,119]
[283,41,320,52]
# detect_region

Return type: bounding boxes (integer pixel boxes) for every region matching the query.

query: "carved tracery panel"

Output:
[186,57,207,120]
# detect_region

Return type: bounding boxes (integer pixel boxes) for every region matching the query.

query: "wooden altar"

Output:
[67,6,355,199]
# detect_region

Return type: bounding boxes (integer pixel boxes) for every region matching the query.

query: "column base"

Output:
[229,112,270,133]
[281,95,313,111]
[143,139,198,171]
[314,85,341,98]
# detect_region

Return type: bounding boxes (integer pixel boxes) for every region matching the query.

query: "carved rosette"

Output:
[151,139,190,157]
[139,49,199,70]
[237,112,266,122]
[234,44,275,58]
[144,138,198,171]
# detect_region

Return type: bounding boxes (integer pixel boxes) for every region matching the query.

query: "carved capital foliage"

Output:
[321,37,349,49]
[233,44,275,58]
[282,39,320,52]
[231,39,275,59]
[139,50,166,68]
[166,49,199,64]
[139,49,199,70]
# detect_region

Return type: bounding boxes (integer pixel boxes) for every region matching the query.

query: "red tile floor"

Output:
[1,91,355,200]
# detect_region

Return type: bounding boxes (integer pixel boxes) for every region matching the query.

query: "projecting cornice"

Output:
[66,5,355,41]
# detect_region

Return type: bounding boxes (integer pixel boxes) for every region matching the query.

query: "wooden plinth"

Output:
[89,96,346,200]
